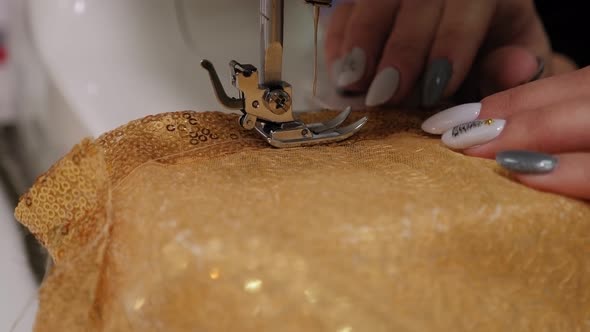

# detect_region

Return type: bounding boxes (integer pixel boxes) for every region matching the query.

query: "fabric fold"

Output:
[14,110,590,332]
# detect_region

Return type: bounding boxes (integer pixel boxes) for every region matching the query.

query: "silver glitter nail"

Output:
[496,150,558,174]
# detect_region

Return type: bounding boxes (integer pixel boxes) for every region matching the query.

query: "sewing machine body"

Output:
[202,0,367,147]
[9,0,339,175]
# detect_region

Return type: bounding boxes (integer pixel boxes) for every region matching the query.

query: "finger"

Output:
[335,0,400,92]
[422,68,590,135]
[479,66,590,119]
[454,2,552,103]
[324,3,355,80]
[475,2,552,94]
[551,53,579,75]
[488,1,552,70]
[422,0,496,107]
[364,0,444,107]
[496,151,590,200]
[478,45,543,97]
[462,97,590,158]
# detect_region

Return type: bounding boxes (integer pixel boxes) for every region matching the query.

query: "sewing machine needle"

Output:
[313,5,320,97]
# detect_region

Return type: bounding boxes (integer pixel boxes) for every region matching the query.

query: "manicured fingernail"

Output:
[365,67,400,107]
[337,47,366,88]
[527,56,545,83]
[421,103,481,135]
[496,150,558,174]
[441,118,505,150]
[331,57,344,82]
[422,58,453,107]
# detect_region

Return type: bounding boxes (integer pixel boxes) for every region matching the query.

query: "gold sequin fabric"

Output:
[14,110,590,332]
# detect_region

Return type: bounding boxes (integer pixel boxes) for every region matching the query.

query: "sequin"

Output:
[13,110,590,332]
[244,279,263,293]
[209,268,220,280]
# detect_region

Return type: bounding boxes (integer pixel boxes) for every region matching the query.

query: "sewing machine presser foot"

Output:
[253,109,367,148]
[201,59,367,148]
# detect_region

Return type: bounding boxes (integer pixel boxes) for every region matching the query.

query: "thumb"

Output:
[478,45,543,97]
[550,53,578,75]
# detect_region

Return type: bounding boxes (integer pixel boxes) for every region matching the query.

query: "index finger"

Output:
[421,66,590,135]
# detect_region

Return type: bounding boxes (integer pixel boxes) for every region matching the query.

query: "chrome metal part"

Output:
[264,89,291,115]
[201,60,243,110]
[260,0,284,84]
[255,116,368,148]
[200,0,367,148]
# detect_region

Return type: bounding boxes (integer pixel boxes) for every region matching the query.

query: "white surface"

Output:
[12,0,363,176]
[0,189,38,332]
[1,2,38,330]
[0,66,16,124]
[28,0,323,136]
[1,0,15,124]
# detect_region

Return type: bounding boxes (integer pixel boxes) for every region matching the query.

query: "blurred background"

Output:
[0,0,587,331]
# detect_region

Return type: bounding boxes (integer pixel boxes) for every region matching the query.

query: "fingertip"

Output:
[334,46,370,92]
[420,103,482,135]
[513,171,569,198]
[364,67,400,107]
[499,153,590,200]
[479,46,541,97]
[480,46,545,96]
[494,150,561,192]
[528,56,545,82]
[551,53,579,75]
[422,58,453,107]
[495,150,558,174]
[324,3,355,64]
[514,173,554,191]
[336,1,401,93]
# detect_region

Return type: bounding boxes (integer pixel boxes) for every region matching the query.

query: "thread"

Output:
[313,6,320,97]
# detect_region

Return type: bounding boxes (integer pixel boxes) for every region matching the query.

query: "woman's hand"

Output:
[421,63,588,200]
[324,0,551,108]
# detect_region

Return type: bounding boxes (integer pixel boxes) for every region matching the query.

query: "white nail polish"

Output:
[441,119,505,150]
[337,47,366,88]
[421,103,482,135]
[365,67,400,107]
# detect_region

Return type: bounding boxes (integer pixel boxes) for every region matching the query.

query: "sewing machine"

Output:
[3,0,369,175]
[7,0,366,178]
[1,2,363,329]
[202,0,367,147]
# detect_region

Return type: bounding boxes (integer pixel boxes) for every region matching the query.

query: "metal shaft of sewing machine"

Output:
[200,0,368,148]
[260,0,284,85]
[260,0,332,85]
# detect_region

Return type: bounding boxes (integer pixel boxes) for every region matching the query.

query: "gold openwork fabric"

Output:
[14,110,590,331]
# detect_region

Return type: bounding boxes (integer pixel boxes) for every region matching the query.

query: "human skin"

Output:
[324,0,553,107]
[423,63,590,200]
